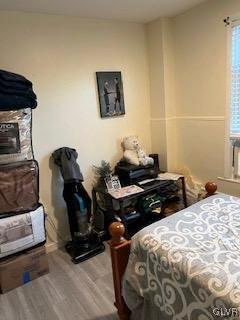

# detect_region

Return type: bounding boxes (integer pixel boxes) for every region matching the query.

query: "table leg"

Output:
[181,177,188,208]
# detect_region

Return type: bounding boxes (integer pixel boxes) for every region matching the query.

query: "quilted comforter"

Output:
[123,194,240,320]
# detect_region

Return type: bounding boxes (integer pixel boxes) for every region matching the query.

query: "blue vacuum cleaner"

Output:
[52,147,105,264]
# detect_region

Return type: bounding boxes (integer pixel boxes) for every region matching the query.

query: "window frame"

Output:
[224,16,240,178]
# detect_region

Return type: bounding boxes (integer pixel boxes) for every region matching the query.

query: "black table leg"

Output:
[180,176,188,208]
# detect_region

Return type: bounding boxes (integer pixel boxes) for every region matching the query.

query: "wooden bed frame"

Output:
[108,181,218,320]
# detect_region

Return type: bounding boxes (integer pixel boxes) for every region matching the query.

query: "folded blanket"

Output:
[0,70,37,110]
[0,161,39,215]
[0,205,46,259]
[0,93,37,110]
[0,70,32,86]
[0,108,33,164]
[0,85,36,100]
[0,78,32,91]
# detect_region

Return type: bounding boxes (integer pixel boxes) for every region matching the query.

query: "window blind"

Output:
[231,22,240,135]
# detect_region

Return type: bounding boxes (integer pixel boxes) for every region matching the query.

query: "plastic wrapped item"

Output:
[0,205,46,259]
[0,108,33,164]
[0,161,39,215]
[175,166,202,205]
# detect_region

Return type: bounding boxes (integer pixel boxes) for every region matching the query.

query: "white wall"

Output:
[173,0,240,194]
[0,11,152,248]
[147,18,178,172]
[147,19,168,170]
[147,0,240,197]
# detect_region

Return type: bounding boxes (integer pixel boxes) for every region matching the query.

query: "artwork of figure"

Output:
[114,78,121,114]
[96,72,125,118]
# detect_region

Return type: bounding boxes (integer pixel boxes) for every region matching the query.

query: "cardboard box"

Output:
[0,245,49,293]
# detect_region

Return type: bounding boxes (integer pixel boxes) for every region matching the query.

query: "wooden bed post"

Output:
[108,222,131,320]
[205,181,217,197]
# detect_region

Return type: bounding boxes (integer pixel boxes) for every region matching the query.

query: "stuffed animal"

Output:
[122,136,154,166]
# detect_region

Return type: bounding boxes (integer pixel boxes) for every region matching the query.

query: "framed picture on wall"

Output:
[96,71,125,118]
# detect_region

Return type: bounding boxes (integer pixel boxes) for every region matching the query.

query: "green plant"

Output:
[92,160,113,190]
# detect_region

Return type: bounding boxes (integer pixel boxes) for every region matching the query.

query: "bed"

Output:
[108,183,240,320]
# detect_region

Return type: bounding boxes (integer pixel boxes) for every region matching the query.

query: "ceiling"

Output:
[0,0,207,23]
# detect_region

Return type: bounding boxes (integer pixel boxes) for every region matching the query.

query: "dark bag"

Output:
[138,193,165,223]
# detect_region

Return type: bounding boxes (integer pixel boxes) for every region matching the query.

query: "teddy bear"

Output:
[122,136,154,166]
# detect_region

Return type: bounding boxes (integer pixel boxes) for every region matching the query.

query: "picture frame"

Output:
[96,71,125,118]
[104,174,121,192]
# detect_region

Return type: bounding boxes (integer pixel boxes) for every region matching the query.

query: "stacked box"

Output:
[0,70,47,291]
[0,246,49,293]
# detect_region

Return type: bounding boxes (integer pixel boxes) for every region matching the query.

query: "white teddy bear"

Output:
[122,136,154,166]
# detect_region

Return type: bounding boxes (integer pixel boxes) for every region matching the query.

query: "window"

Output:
[231,22,240,136]
[227,19,240,179]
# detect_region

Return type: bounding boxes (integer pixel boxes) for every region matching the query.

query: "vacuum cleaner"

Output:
[52,147,105,263]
